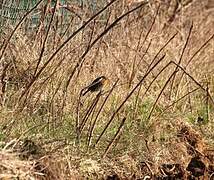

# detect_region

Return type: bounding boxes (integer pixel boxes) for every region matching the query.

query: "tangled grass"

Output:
[0,0,213,179]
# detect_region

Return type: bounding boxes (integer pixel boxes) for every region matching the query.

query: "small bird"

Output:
[82,76,108,96]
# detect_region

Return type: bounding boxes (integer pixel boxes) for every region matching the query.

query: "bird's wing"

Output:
[86,77,102,88]
[91,77,102,84]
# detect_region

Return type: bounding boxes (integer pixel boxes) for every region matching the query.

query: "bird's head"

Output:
[100,76,109,86]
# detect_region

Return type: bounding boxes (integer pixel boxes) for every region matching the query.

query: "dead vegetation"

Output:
[0,0,214,179]
[0,123,213,179]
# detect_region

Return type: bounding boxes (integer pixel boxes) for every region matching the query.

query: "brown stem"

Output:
[102,117,126,158]
[17,0,118,104]
[34,0,59,75]
[94,54,166,147]
[169,23,193,100]
[0,0,44,61]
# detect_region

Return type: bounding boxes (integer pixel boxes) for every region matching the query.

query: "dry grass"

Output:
[0,0,214,179]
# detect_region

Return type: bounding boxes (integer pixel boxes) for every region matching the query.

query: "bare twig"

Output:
[148,60,214,120]
[145,32,178,74]
[64,1,149,96]
[17,0,118,104]
[79,92,101,134]
[34,0,59,75]
[133,33,178,120]
[169,23,193,99]
[94,54,166,147]
[88,79,119,148]
[176,33,214,96]
[102,117,126,158]
[147,65,177,120]
[158,87,200,118]
[0,0,44,62]
[128,4,159,88]
[171,61,214,106]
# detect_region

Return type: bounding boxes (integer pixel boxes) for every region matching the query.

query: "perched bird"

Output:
[82,76,108,96]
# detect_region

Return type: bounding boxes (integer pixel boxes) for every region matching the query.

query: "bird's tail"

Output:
[82,89,89,96]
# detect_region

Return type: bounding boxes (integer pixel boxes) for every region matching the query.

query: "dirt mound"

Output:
[104,124,214,180]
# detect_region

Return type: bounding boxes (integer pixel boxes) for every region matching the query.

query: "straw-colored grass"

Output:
[0,0,213,179]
